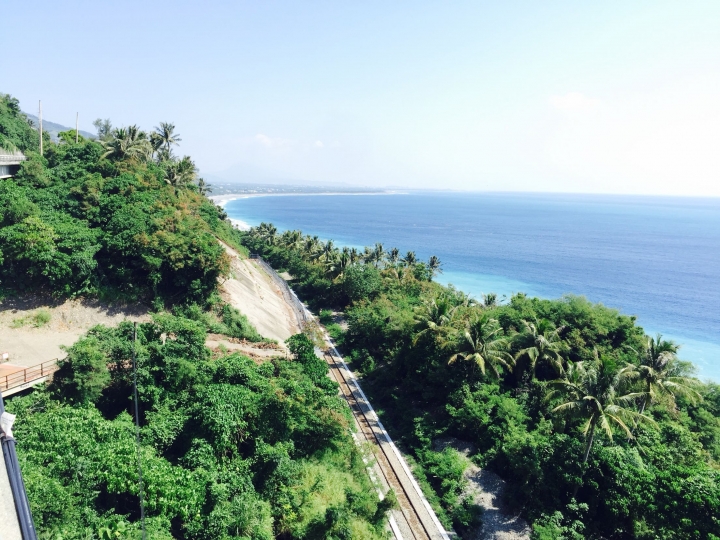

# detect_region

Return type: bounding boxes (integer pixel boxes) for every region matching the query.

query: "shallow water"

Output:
[225,191,720,380]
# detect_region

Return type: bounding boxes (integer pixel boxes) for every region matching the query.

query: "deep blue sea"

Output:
[224,192,720,380]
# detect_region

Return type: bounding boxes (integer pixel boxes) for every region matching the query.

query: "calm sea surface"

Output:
[225,192,720,380]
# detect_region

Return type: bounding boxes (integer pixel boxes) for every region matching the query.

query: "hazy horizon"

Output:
[4,1,720,196]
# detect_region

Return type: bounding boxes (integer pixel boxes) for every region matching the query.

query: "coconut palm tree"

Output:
[302,235,321,259]
[547,355,652,483]
[370,243,386,268]
[164,156,197,191]
[428,255,442,278]
[514,319,566,379]
[413,295,459,346]
[388,247,400,265]
[253,223,277,245]
[447,313,513,379]
[349,247,361,264]
[196,177,211,196]
[623,334,701,415]
[321,240,336,261]
[152,122,182,155]
[325,248,351,280]
[280,230,303,251]
[482,293,498,308]
[403,251,417,266]
[101,126,152,161]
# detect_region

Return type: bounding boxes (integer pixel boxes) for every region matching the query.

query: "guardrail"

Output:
[0,155,27,163]
[249,254,309,325]
[0,360,59,393]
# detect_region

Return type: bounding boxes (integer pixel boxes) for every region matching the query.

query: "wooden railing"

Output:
[0,360,59,392]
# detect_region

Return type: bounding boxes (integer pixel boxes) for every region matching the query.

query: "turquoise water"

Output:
[225,192,720,380]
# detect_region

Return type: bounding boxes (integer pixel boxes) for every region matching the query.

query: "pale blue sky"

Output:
[3,1,720,195]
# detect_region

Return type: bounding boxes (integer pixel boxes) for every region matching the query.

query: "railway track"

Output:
[323,349,451,540]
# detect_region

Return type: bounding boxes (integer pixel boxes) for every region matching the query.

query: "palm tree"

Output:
[325,248,351,280]
[623,334,701,415]
[164,156,197,191]
[152,122,182,156]
[280,230,302,251]
[101,126,152,161]
[447,313,513,379]
[482,293,498,308]
[349,247,361,264]
[196,177,211,196]
[514,319,566,379]
[362,246,374,265]
[403,251,417,266]
[413,295,458,346]
[548,356,652,482]
[388,247,400,265]
[370,243,386,268]
[321,240,336,262]
[428,255,442,278]
[302,235,321,259]
[253,223,277,245]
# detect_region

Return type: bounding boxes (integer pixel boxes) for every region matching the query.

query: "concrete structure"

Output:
[0,148,26,179]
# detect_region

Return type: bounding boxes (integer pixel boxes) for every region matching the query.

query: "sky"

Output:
[3,1,720,195]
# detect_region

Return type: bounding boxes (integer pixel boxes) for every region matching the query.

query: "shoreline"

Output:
[209,191,404,232]
[213,192,720,382]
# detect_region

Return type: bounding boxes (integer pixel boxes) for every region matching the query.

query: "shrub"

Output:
[33,308,51,327]
[319,309,334,325]
[52,336,110,405]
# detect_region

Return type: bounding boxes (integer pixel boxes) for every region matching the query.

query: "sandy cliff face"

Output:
[218,242,300,345]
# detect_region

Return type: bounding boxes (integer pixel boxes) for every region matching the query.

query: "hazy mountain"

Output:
[24,113,96,141]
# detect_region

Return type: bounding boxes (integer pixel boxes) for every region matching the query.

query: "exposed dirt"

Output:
[0,295,150,367]
[434,438,531,540]
[218,243,301,345]
[205,333,288,362]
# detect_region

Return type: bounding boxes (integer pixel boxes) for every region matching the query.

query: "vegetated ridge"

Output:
[0,93,391,539]
[241,222,720,539]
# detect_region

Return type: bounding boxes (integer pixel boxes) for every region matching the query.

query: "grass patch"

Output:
[32,309,51,327]
[9,309,52,328]
[319,309,334,325]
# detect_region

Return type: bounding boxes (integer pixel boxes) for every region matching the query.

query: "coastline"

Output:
[210,191,404,232]
[217,191,720,382]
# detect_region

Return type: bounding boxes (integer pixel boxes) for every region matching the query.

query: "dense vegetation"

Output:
[0,93,230,303]
[243,223,720,539]
[1,94,390,539]
[10,317,389,538]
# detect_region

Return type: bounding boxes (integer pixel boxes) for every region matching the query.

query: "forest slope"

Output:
[0,93,391,539]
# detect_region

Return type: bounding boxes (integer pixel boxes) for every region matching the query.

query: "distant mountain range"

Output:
[24,113,96,141]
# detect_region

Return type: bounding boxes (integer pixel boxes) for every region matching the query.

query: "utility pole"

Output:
[38,101,43,156]
[76,112,79,143]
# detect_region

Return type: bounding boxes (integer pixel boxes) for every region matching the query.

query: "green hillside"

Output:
[0,93,389,539]
[243,224,720,539]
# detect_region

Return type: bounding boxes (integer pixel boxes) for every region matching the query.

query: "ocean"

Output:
[223,191,720,380]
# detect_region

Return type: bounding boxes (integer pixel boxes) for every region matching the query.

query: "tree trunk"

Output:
[582,422,596,464]
[573,421,596,499]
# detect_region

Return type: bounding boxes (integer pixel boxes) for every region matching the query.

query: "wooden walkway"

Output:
[0,360,58,397]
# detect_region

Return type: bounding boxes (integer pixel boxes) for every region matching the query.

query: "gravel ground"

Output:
[434,438,531,540]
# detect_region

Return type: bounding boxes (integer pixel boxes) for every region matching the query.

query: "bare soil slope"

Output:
[219,243,300,345]
[0,296,150,367]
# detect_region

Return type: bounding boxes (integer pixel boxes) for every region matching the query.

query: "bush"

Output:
[52,336,110,405]
[221,303,263,341]
[33,308,51,327]
[319,309,334,325]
